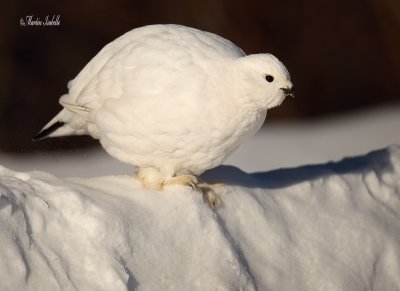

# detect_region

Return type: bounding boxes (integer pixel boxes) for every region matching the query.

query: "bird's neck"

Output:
[209,70,267,143]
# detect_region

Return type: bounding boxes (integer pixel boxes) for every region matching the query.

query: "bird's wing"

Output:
[59,99,91,120]
[64,25,246,114]
[59,30,138,113]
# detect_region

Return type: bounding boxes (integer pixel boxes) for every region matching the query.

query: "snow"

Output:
[1,105,399,290]
[1,145,400,290]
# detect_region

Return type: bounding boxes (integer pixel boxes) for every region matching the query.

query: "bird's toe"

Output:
[164,175,222,210]
[200,186,222,210]
[163,175,199,189]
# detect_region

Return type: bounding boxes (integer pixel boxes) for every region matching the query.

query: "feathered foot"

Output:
[136,167,222,209]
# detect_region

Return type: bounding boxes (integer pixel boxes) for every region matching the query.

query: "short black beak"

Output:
[281,86,295,98]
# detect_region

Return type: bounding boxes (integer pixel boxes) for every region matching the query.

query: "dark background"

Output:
[1,0,399,153]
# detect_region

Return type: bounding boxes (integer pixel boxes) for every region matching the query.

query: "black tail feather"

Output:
[32,121,65,141]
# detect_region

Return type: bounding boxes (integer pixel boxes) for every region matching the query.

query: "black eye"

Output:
[265,75,274,82]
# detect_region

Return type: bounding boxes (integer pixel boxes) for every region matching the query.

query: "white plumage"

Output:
[35,24,293,207]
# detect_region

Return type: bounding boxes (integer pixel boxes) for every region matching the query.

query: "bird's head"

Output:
[234,53,293,111]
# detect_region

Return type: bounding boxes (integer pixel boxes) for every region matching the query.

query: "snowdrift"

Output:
[1,146,400,291]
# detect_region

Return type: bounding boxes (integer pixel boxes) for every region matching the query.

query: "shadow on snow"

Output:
[202,147,395,189]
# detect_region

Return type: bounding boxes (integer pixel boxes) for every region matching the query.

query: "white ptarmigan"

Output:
[34,24,293,208]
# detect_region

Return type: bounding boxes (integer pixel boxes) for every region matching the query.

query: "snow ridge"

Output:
[1,146,400,291]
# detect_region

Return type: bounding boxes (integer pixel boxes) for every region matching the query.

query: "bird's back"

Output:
[64,24,245,108]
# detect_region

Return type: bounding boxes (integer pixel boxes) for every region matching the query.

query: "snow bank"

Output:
[1,146,400,291]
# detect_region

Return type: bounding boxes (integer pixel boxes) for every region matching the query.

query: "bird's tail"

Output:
[33,108,87,141]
